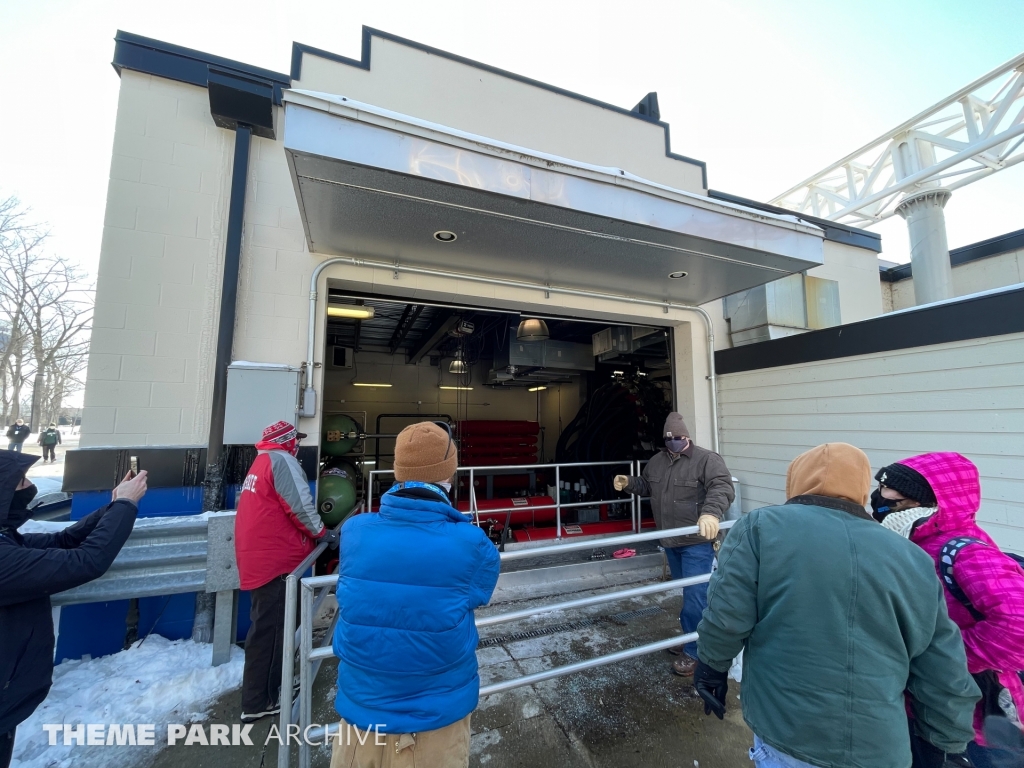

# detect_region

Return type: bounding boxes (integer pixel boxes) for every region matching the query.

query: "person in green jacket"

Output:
[694,442,979,768]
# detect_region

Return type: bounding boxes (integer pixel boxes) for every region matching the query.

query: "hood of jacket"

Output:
[379,484,472,524]
[0,451,39,530]
[786,442,871,506]
[898,452,981,535]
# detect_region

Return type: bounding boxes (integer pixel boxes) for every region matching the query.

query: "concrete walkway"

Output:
[151,568,753,768]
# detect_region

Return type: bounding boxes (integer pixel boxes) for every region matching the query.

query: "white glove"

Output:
[613,475,631,492]
[697,514,720,541]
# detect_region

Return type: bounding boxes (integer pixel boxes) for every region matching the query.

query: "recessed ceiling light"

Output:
[528,386,547,392]
[668,271,688,279]
[352,382,392,387]
[328,306,375,319]
[433,230,457,242]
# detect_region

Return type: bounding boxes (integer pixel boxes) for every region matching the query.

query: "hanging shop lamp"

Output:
[516,318,550,342]
[449,357,468,374]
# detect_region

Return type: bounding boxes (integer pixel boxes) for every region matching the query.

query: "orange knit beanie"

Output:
[393,422,459,484]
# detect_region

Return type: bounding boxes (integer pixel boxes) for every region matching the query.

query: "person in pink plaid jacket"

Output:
[873,452,1024,766]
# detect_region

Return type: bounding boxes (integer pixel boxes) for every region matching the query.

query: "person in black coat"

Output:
[0,453,147,767]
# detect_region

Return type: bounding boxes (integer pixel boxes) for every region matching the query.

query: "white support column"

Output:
[895,189,953,305]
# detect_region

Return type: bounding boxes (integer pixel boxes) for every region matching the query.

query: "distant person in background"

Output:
[0,454,146,768]
[873,453,1024,768]
[234,421,328,723]
[36,424,61,463]
[5,420,29,453]
[612,412,735,677]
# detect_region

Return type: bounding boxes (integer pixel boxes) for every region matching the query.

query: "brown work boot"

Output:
[664,645,684,656]
[671,653,698,677]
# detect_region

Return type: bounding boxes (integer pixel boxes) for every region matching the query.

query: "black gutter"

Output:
[708,190,882,252]
[202,124,251,512]
[715,284,1024,375]
[880,226,1024,283]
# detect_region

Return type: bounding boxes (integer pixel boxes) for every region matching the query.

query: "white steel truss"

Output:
[771,53,1024,225]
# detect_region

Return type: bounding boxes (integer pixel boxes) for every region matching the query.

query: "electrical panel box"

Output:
[223,363,302,444]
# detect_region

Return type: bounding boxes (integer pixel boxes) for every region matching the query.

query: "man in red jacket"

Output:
[235,421,325,722]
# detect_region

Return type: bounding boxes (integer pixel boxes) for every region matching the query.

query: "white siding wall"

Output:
[718,331,1024,554]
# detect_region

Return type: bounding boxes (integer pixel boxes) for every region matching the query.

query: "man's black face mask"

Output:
[7,484,38,529]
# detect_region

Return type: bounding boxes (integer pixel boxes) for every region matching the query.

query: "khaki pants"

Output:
[329,715,471,768]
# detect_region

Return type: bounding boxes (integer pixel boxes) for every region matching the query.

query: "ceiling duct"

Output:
[592,326,663,361]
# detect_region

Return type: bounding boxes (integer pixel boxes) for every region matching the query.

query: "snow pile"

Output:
[13,636,243,768]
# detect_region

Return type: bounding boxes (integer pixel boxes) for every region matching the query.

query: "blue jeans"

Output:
[664,541,714,657]
[7,442,22,452]
[749,736,819,768]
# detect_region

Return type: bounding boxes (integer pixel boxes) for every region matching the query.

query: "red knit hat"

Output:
[261,421,307,444]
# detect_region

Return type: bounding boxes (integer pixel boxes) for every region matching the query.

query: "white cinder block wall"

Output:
[717,331,1024,553]
[82,71,236,447]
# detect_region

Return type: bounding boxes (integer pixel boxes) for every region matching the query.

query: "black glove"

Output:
[323,528,340,550]
[693,659,728,720]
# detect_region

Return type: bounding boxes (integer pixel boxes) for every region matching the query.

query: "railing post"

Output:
[278,574,298,768]
[555,464,562,540]
[299,582,314,768]
[470,468,479,526]
[632,460,640,533]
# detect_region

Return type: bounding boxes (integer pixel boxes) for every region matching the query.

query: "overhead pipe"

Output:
[302,257,720,452]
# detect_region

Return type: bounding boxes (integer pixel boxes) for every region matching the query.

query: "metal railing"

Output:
[280,518,734,768]
[368,459,647,539]
[277,502,361,768]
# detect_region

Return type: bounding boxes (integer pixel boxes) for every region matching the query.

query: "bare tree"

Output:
[0,195,92,431]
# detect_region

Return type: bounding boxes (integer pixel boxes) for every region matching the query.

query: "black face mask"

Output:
[5,485,38,529]
[870,488,904,522]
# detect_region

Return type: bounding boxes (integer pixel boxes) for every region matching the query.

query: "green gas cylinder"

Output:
[321,414,359,456]
[317,462,358,527]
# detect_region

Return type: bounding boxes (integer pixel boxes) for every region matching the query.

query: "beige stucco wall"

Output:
[808,240,884,323]
[83,69,719,450]
[882,249,1024,311]
[293,36,705,194]
[82,70,234,447]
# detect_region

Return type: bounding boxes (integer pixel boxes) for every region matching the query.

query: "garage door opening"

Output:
[315,291,674,546]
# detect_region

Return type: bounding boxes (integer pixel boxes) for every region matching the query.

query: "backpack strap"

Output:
[940,537,987,621]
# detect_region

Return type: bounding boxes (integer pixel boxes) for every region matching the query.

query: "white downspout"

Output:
[301,257,720,452]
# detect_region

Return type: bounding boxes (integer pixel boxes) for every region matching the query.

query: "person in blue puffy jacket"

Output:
[332,421,500,767]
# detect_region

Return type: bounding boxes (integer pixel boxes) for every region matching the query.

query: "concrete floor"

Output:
[150,567,753,768]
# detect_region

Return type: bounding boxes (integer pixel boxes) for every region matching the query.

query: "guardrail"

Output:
[51,515,211,606]
[280,518,735,768]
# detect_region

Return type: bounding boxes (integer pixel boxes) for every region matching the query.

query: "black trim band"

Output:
[708,190,882,252]
[63,446,321,492]
[715,285,1024,375]
[112,31,290,104]
[291,27,709,189]
[880,226,1024,283]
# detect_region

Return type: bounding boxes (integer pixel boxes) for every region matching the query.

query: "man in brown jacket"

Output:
[613,412,734,676]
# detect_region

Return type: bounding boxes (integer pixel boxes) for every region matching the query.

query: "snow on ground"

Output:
[12,636,243,768]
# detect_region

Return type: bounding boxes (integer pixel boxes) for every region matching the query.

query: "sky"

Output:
[0,0,1022,280]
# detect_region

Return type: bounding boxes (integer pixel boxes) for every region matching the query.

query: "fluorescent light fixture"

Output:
[352,382,392,387]
[439,386,474,391]
[528,386,547,392]
[327,306,375,319]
